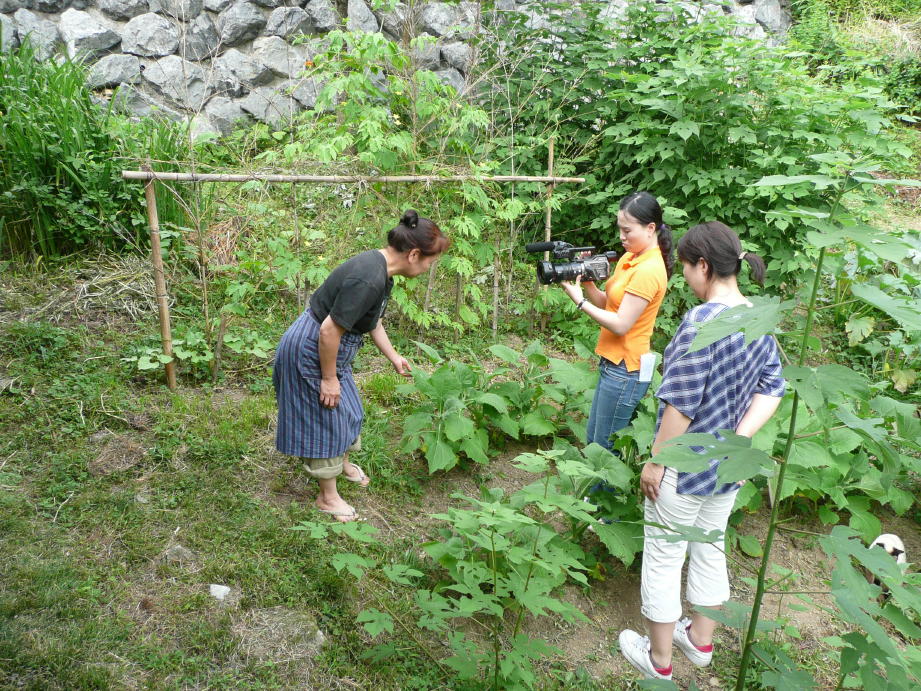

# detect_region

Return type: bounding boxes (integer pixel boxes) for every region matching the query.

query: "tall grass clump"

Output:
[0,39,190,259]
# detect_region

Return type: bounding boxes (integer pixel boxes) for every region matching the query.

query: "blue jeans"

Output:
[586,358,650,451]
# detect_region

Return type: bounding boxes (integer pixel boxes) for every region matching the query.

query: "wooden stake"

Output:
[144,167,177,391]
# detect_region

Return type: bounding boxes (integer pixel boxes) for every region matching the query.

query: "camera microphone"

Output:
[525,241,556,253]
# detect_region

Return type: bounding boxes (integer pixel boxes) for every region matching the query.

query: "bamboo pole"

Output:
[539,138,556,332]
[122,171,585,184]
[143,167,177,391]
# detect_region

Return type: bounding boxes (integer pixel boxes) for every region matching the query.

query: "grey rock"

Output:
[143,54,214,109]
[122,13,179,57]
[208,64,243,97]
[181,12,218,61]
[303,0,337,32]
[252,35,307,78]
[149,0,202,19]
[239,85,301,128]
[440,40,471,72]
[218,1,266,46]
[251,0,280,7]
[87,53,141,88]
[58,8,121,60]
[280,76,319,108]
[214,46,273,87]
[33,0,70,11]
[0,14,19,52]
[495,0,515,10]
[419,2,455,37]
[204,95,252,134]
[411,38,439,70]
[266,6,312,38]
[753,0,790,34]
[347,0,376,33]
[13,5,61,62]
[0,0,31,14]
[112,82,184,120]
[99,0,147,20]
[189,113,221,141]
[203,0,230,10]
[434,66,463,94]
[729,4,767,40]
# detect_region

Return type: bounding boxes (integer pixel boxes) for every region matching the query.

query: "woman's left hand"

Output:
[391,355,412,377]
[640,462,666,501]
[560,276,583,305]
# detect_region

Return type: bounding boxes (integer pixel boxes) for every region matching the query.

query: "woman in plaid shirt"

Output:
[619,221,786,681]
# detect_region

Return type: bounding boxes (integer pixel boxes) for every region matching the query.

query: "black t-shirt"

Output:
[309,250,393,334]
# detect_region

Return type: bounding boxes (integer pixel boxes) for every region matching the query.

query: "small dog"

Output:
[868,533,907,597]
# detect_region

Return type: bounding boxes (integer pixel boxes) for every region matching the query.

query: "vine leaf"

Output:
[849,283,921,332]
[356,608,394,638]
[686,296,788,354]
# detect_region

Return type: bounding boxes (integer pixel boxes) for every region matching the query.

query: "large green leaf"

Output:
[520,411,557,436]
[850,283,921,332]
[443,413,474,442]
[594,521,642,566]
[652,431,773,483]
[356,608,394,637]
[686,296,788,354]
[752,174,837,189]
[426,437,458,473]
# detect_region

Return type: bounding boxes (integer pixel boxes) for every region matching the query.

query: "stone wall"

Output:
[1,1,791,139]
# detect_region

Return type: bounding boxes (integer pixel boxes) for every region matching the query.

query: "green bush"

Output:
[0,39,189,258]
[483,1,909,295]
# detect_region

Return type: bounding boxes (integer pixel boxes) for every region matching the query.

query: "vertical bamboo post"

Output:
[144,167,177,391]
[539,137,555,332]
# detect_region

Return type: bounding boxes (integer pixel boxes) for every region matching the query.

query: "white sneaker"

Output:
[673,617,713,667]
[618,629,672,680]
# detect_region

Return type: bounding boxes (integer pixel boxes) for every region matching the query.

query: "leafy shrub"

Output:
[0,39,189,258]
[483,1,909,295]
[399,340,595,472]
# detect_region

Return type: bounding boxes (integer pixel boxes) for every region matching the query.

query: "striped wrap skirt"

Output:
[274,308,365,459]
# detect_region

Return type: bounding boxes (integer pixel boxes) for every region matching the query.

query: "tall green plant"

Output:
[481,1,910,294]
[0,39,189,258]
[293,449,599,689]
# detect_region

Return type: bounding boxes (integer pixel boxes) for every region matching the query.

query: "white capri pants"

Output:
[641,468,738,623]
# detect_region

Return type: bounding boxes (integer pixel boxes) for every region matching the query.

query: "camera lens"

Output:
[536,261,557,285]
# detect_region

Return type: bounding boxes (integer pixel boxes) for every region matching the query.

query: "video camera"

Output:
[525,241,619,285]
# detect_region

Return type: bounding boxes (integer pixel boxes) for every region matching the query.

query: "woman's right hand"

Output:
[320,376,341,408]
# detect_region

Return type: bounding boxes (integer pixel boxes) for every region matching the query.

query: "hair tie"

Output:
[738,251,747,261]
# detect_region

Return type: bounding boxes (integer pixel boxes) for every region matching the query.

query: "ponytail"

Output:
[740,251,766,286]
[657,223,674,278]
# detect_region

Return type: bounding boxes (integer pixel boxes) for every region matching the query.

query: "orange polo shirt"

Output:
[595,246,667,371]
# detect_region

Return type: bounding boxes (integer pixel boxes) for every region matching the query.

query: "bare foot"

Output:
[342,461,370,487]
[315,496,358,523]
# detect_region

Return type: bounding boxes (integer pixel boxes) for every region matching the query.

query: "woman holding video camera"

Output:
[618,221,785,680]
[560,191,673,454]
[274,210,449,523]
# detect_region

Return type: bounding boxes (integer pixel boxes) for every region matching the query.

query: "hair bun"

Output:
[401,209,419,229]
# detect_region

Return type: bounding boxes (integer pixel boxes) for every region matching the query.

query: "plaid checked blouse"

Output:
[655,302,786,496]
